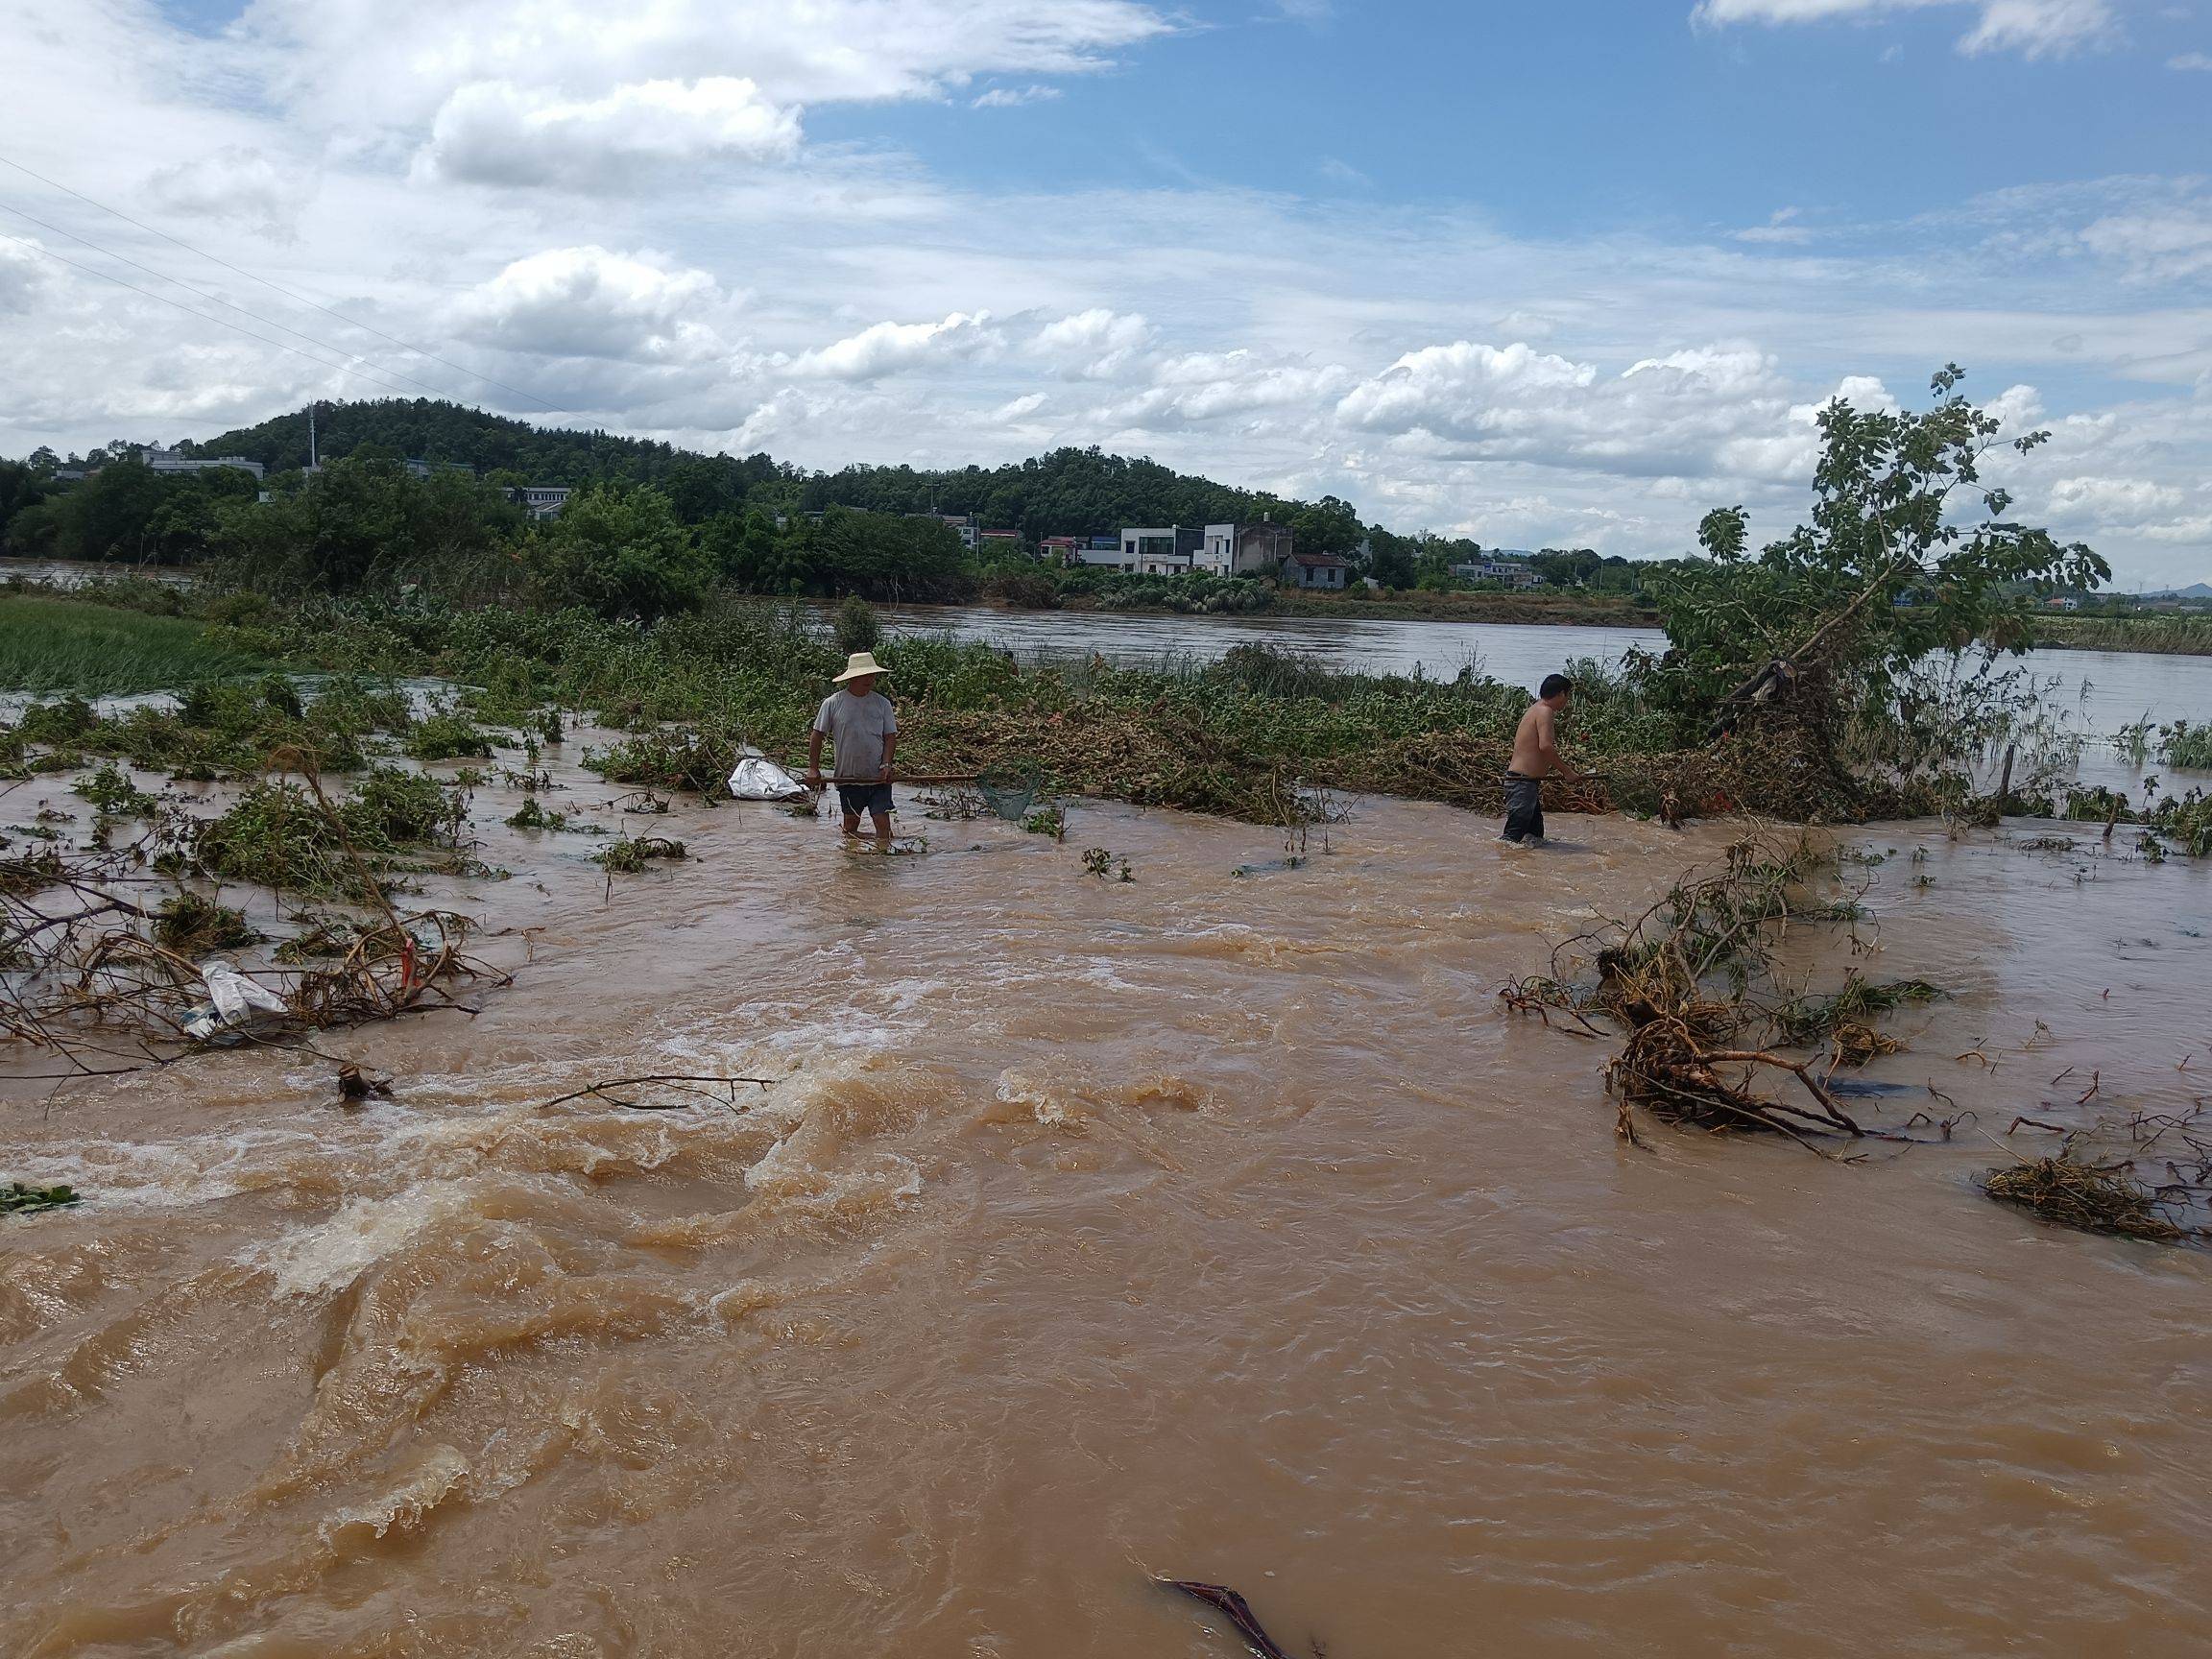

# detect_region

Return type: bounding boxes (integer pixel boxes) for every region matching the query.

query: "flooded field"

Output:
[5,738,2211,1656]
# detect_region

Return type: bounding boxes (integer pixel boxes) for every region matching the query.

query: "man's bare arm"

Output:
[807,727,825,782]
[879,731,898,781]
[1537,708,1581,780]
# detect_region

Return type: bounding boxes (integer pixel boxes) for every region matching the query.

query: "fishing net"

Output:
[975,759,1048,822]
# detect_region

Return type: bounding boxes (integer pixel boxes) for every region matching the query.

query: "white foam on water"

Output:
[243,1179,484,1296]
[1,1125,333,1213]
[316,1443,472,1544]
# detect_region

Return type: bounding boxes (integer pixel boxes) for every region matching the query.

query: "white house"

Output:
[1449,553,1541,589]
[508,485,573,520]
[1120,525,1204,575]
[138,445,264,481]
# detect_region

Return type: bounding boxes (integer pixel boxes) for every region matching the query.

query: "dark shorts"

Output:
[1501,772,1544,844]
[837,782,894,818]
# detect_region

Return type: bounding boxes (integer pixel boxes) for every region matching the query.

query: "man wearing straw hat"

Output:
[806,651,901,847]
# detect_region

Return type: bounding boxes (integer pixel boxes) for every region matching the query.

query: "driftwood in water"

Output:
[1157,1579,1299,1659]
[536,1073,775,1113]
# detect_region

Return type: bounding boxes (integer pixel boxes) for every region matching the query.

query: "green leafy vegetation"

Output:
[1642,368,2109,793]
[193,768,456,899]
[1775,974,1944,1045]
[597,835,685,873]
[74,760,156,817]
[3,1183,82,1216]
[404,709,497,761]
[2159,721,2212,770]
[153,891,261,954]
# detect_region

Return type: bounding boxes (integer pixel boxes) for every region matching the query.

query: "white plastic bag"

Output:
[202,959,287,1024]
[727,757,808,801]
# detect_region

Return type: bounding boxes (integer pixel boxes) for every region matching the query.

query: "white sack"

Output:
[727,757,808,801]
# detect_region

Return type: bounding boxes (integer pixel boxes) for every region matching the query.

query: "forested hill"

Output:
[178,399,1361,548]
[797,450,1280,540]
[182,399,791,498]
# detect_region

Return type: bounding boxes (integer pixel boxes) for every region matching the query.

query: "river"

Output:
[875,603,2212,733]
[5,728,2212,1655]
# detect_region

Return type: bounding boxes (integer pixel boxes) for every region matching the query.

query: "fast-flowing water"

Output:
[6,745,2211,1656]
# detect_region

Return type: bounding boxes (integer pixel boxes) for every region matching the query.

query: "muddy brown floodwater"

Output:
[4,762,2211,1657]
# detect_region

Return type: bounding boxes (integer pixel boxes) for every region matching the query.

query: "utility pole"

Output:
[308,401,318,471]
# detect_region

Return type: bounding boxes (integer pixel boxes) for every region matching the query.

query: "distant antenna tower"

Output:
[308,401,318,470]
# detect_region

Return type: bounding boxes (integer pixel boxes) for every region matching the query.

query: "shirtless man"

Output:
[1502,673,1581,847]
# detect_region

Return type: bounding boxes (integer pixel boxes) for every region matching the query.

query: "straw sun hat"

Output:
[831,651,889,683]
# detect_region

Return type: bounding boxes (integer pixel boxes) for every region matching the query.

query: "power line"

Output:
[0,150,562,413]
[1,231,447,404]
[0,197,473,405]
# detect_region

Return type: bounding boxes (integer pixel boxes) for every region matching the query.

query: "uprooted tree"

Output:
[1640,366,2111,797]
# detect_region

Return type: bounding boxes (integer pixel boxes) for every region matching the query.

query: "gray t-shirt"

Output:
[813,689,899,778]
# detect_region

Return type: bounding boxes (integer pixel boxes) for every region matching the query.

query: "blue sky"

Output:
[2,0,2208,582]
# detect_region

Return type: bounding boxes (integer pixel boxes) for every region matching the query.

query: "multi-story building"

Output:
[1196,521,1294,576]
[1118,525,1205,575]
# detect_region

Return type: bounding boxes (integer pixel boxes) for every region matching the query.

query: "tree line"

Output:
[1,397,1663,612]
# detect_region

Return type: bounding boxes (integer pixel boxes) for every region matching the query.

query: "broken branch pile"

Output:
[1503,828,1942,1150]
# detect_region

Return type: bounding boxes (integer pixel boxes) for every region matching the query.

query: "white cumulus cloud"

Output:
[791,312,1003,380]
[450,247,724,362]
[1102,349,1353,428]
[420,78,801,190]
[2048,475,2188,517]
[1031,308,1153,377]
[247,0,1170,130]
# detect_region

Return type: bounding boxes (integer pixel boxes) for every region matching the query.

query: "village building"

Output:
[505,485,573,520]
[1195,521,1294,576]
[1450,552,1542,589]
[137,445,264,481]
[1118,525,1206,575]
[1280,551,1351,589]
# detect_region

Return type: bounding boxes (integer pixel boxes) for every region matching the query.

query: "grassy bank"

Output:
[2032,614,2212,656]
[0,593,265,694]
[13,590,2203,848]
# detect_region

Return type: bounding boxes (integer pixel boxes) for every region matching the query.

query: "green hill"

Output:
[176,400,1359,546]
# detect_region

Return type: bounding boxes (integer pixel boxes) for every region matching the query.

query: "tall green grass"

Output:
[0,595,265,694]
[2037,615,2212,656]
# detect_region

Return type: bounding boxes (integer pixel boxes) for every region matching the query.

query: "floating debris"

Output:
[1982,1155,2191,1243]
[1156,1579,1298,1659]
[596,836,686,874]
[3,1182,82,1216]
